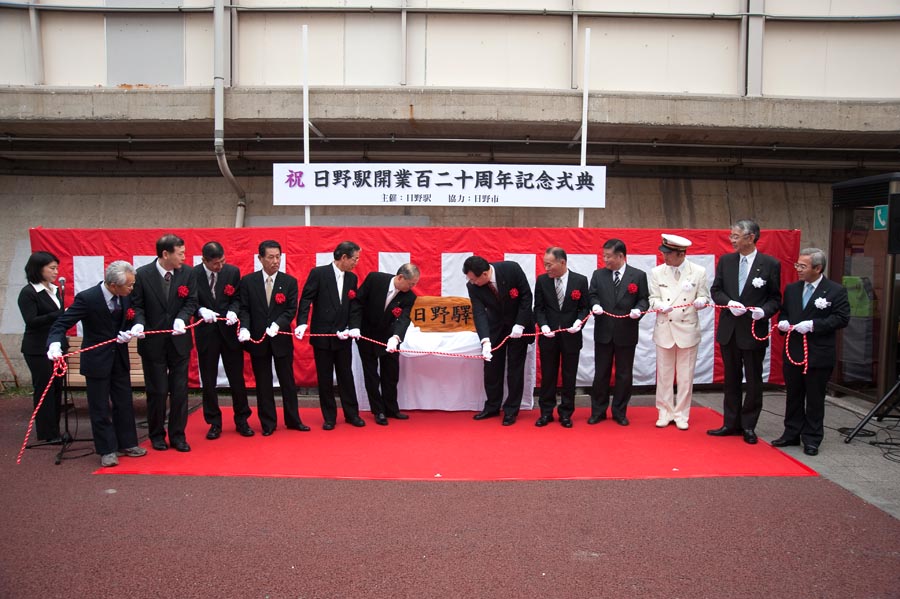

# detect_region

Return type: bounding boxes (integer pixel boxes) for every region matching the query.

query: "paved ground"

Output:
[2,387,899,598]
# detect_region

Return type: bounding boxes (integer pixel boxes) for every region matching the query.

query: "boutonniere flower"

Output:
[752,277,765,289]
[509,288,519,299]
[627,283,638,295]
[392,306,402,318]
[274,292,286,305]
[125,308,135,321]
[570,289,581,300]
[682,281,695,291]
[348,289,356,300]
[223,284,235,297]
[814,297,831,310]
[177,285,189,298]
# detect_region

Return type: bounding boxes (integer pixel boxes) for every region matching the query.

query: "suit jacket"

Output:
[132,261,198,359]
[18,284,67,355]
[711,251,782,350]
[588,264,650,346]
[193,263,242,353]
[357,272,416,351]
[778,277,850,369]
[297,264,362,350]
[47,283,131,378]
[466,261,535,346]
[237,269,298,358]
[533,270,590,352]
[648,259,709,349]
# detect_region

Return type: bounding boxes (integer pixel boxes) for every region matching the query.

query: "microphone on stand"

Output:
[58,277,66,305]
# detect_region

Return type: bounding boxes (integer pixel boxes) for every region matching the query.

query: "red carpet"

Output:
[96,406,816,480]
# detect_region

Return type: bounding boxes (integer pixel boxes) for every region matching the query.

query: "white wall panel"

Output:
[184,13,214,86]
[345,14,402,85]
[42,12,106,86]
[766,0,900,17]
[0,9,32,85]
[578,0,743,12]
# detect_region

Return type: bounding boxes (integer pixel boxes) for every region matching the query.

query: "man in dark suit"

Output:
[463,255,535,426]
[773,248,849,456]
[47,261,147,468]
[193,241,253,440]
[355,263,419,425]
[237,240,309,436]
[534,247,589,428]
[708,219,782,445]
[588,239,649,426]
[131,234,198,453]
[295,241,365,430]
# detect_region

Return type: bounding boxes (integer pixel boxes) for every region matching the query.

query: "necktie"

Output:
[209,272,216,300]
[555,278,565,309]
[162,271,172,299]
[613,270,620,287]
[336,273,344,298]
[488,282,500,300]
[738,257,748,293]
[265,276,273,305]
[110,295,121,315]
[802,283,814,308]
[385,286,397,310]
[673,266,681,281]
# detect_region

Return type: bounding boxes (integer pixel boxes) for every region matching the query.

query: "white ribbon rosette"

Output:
[751,277,765,288]
[814,297,831,309]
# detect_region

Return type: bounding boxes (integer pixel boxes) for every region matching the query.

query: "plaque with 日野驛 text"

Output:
[410,296,476,333]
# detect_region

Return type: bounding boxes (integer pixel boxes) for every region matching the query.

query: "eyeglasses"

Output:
[728,233,750,241]
[793,263,810,271]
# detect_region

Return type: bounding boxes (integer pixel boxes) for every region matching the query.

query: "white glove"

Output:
[238,328,251,342]
[659,303,674,314]
[693,297,708,310]
[629,308,642,319]
[172,318,186,336]
[130,323,145,339]
[592,304,604,316]
[199,307,218,324]
[777,320,791,332]
[47,342,63,361]
[541,325,556,339]
[749,307,766,321]
[294,324,307,340]
[510,324,524,339]
[793,320,814,335]
[116,330,133,344]
[348,328,361,339]
[567,319,583,334]
[336,329,351,341]
[225,311,238,326]
[386,335,400,352]
[481,340,493,362]
[266,323,280,337]
[727,300,747,317]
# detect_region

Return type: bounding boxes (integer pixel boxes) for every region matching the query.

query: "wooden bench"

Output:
[65,337,145,388]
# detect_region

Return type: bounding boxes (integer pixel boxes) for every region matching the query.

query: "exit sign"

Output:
[874,205,888,231]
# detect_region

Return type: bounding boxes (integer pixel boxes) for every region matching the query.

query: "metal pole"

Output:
[578,27,590,228]
[303,24,311,227]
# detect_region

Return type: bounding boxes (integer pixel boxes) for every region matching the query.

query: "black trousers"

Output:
[141,348,189,444]
[591,342,636,419]
[249,346,301,432]
[24,353,62,440]
[482,338,529,417]
[85,360,138,455]
[313,344,360,424]
[359,346,401,416]
[720,339,766,431]
[537,337,579,419]
[782,363,832,447]
[198,335,251,429]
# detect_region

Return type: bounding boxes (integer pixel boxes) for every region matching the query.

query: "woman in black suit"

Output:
[17,251,66,441]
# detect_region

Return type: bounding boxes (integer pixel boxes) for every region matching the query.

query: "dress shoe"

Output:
[287,423,311,432]
[655,418,672,428]
[151,439,168,451]
[374,413,389,426]
[347,416,366,427]
[560,417,573,429]
[675,421,689,431]
[100,452,119,468]
[237,423,255,437]
[743,429,758,445]
[473,410,500,421]
[117,446,147,458]
[707,426,741,436]
[803,444,818,456]
[502,415,517,426]
[389,412,410,420]
[613,416,630,426]
[535,415,554,427]
[587,415,607,425]
[261,428,275,436]
[172,440,191,452]
[771,436,800,447]
[322,422,335,431]
[206,425,222,440]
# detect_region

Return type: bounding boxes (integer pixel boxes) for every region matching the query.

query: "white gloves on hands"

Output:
[793,320,814,335]
[47,342,62,361]
[116,330,133,344]
[199,307,218,323]
[130,323,145,339]
[294,324,307,340]
[567,320,583,334]
[749,307,766,321]
[777,320,791,332]
[386,336,400,353]
[266,323,280,337]
[336,329,351,341]
[659,303,674,314]
[172,318,186,336]
[629,308,642,319]
[225,311,238,326]
[238,328,251,342]
[727,300,747,317]
[541,325,555,339]
[481,340,493,362]
[693,297,708,310]
[510,324,525,339]
[591,304,604,316]
[348,328,361,339]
